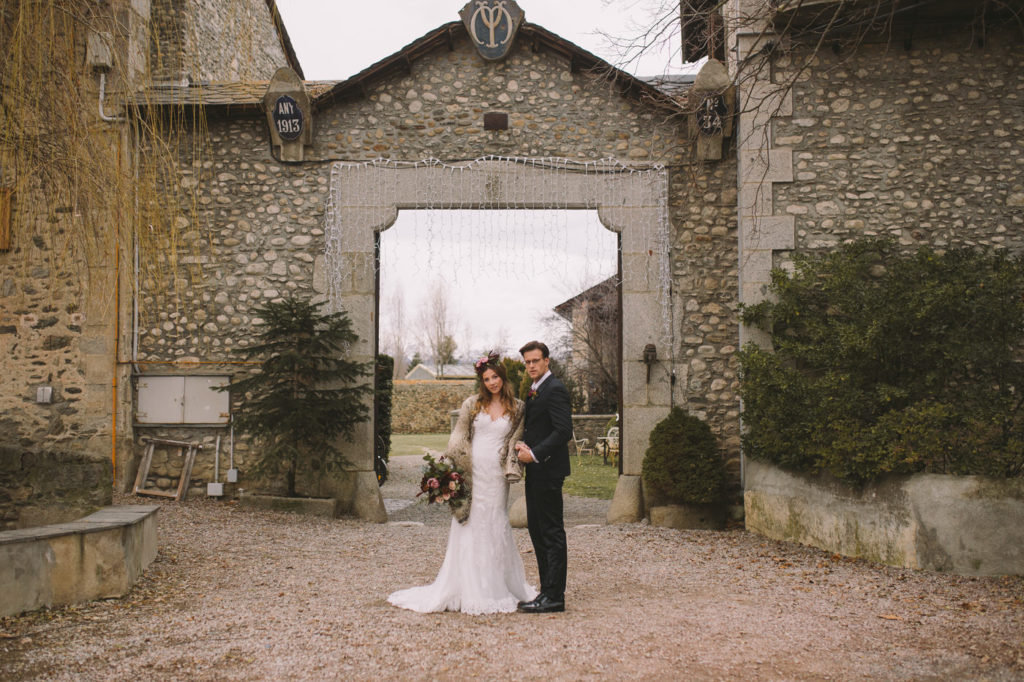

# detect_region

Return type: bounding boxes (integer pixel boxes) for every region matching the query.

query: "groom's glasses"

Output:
[524,359,545,365]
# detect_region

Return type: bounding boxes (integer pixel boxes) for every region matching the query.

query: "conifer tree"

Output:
[225,297,371,496]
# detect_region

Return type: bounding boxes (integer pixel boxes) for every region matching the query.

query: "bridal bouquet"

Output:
[417,453,467,510]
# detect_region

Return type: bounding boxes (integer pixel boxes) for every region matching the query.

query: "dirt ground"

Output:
[1,455,1022,681]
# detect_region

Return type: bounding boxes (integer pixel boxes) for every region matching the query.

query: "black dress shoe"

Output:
[517,594,565,613]
[517,597,539,609]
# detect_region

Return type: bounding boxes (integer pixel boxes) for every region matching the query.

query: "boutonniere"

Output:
[527,389,538,400]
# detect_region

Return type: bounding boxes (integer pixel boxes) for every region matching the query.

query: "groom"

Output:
[515,340,572,614]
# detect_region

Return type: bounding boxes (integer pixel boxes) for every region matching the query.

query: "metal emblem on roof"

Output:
[459,0,525,61]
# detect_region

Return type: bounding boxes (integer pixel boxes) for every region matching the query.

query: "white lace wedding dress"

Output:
[388,412,538,614]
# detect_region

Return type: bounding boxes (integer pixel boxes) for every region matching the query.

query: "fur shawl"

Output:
[444,394,525,524]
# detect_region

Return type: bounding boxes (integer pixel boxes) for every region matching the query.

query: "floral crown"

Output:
[474,351,501,375]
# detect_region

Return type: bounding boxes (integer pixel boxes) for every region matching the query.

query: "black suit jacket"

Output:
[523,374,573,479]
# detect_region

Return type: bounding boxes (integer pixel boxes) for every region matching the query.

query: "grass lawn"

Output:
[564,454,619,499]
[389,434,619,500]
[389,433,451,457]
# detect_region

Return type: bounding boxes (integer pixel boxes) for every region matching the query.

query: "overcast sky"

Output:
[275,0,687,81]
[273,1,689,365]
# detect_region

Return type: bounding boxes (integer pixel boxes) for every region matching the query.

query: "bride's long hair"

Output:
[472,353,517,418]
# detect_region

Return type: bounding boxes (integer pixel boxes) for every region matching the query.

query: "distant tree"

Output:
[419,281,460,376]
[223,297,371,497]
[437,334,458,373]
[381,287,409,379]
[550,357,586,413]
[410,351,423,369]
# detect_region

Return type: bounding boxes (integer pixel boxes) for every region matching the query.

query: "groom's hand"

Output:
[515,442,535,463]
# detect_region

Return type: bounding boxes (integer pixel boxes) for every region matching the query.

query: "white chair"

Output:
[597,426,619,465]
[572,432,593,465]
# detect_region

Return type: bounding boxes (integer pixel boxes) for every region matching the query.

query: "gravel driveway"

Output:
[1,455,1021,681]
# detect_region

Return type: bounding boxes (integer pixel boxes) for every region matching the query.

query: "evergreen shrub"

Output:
[740,238,1024,484]
[642,408,724,505]
[224,296,371,496]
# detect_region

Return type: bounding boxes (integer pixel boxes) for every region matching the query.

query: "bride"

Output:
[388,352,538,614]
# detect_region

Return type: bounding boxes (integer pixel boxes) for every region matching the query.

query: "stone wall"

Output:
[0,184,128,458]
[189,0,290,82]
[670,161,742,480]
[772,28,1024,256]
[745,459,1024,576]
[0,223,87,447]
[0,444,112,530]
[0,505,158,617]
[150,0,289,83]
[392,380,477,434]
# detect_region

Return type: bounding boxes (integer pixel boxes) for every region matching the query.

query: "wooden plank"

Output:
[0,187,12,251]
[176,445,197,501]
[141,436,203,448]
[132,442,155,495]
[135,489,178,499]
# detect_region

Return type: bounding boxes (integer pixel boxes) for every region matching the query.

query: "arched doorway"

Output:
[323,156,676,521]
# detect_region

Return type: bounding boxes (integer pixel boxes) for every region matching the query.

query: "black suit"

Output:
[522,373,572,602]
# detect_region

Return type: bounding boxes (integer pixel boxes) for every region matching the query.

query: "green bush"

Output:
[739,238,1024,484]
[642,408,724,504]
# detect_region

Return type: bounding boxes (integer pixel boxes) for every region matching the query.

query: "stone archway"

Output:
[322,157,676,522]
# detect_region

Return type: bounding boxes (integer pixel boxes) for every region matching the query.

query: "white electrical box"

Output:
[36,386,53,404]
[136,375,230,425]
[207,482,224,497]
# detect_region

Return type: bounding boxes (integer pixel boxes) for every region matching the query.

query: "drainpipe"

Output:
[112,247,119,487]
[98,71,126,123]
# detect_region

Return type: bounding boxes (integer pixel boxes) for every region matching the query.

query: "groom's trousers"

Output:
[525,474,567,601]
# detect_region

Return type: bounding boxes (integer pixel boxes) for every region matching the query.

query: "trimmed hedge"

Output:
[740,238,1024,484]
[641,408,724,504]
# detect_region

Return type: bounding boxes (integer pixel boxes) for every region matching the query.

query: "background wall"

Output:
[0,444,111,530]
[773,27,1023,257]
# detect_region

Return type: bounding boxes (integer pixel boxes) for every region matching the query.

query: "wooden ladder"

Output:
[133,437,202,501]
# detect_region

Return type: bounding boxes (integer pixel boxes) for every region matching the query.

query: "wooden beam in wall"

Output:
[0,188,12,252]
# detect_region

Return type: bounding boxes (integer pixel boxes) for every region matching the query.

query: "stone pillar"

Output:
[320,203,396,523]
[726,0,794,346]
[600,205,673,524]
[726,0,794,491]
